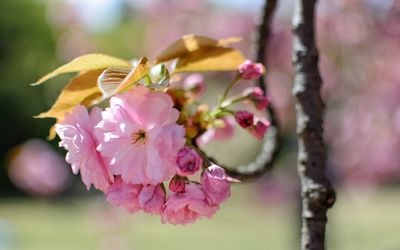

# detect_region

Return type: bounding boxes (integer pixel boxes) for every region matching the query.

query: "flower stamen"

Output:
[131,130,147,145]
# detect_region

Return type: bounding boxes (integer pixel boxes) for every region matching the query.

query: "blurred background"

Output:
[1,0,400,249]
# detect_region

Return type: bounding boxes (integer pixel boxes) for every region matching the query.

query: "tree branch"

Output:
[226,0,282,181]
[256,0,277,94]
[291,1,336,249]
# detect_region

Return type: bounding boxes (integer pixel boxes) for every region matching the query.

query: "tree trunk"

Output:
[291,1,336,250]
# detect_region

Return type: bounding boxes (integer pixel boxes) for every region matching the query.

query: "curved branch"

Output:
[225,0,282,180]
[256,0,277,94]
[291,0,336,249]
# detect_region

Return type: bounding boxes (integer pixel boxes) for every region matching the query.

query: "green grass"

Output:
[1,185,399,250]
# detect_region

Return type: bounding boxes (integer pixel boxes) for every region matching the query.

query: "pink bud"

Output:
[243,86,270,111]
[254,95,270,111]
[138,184,166,215]
[183,74,206,98]
[176,146,203,176]
[169,175,186,193]
[238,60,264,80]
[243,86,264,97]
[201,164,239,205]
[234,111,254,128]
[248,118,270,139]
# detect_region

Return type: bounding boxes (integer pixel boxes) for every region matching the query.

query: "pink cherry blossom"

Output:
[201,164,238,205]
[176,146,203,176]
[95,86,186,185]
[243,86,270,110]
[138,184,166,215]
[183,74,206,99]
[161,182,219,225]
[55,105,112,192]
[169,175,186,193]
[234,110,254,128]
[238,60,264,80]
[196,117,235,147]
[248,118,270,139]
[106,177,142,213]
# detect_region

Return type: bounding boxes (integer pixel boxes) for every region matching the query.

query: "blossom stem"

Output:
[210,75,241,119]
[219,75,241,106]
[221,95,248,108]
[209,107,234,118]
[188,144,212,168]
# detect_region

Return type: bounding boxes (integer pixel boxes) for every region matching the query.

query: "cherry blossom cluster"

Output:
[55,60,269,225]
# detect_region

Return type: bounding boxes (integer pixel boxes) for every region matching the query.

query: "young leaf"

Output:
[35,69,103,119]
[33,54,131,85]
[117,57,150,92]
[97,57,150,98]
[147,63,170,87]
[174,47,245,72]
[97,67,131,98]
[217,37,243,46]
[47,124,57,140]
[155,34,241,64]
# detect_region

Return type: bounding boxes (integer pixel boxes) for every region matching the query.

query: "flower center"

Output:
[185,161,196,172]
[243,118,253,126]
[131,130,147,145]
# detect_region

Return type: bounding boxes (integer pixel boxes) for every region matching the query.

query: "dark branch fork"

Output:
[291,1,336,249]
[225,0,282,180]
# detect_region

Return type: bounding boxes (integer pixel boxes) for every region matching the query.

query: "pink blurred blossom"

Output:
[183,74,206,99]
[8,139,71,197]
[196,117,235,147]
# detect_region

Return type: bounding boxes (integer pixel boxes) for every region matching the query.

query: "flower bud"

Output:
[234,111,254,128]
[243,86,264,97]
[238,60,264,80]
[201,164,239,205]
[243,86,270,111]
[248,118,270,139]
[176,146,203,176]
[183,74,206,99]
[169,175,186,193]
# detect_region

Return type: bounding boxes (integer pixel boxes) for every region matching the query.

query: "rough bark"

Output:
[291,1,336,250]
[226,0,282,181]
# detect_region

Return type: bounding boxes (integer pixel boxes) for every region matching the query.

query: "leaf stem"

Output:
[188,144,212,167]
